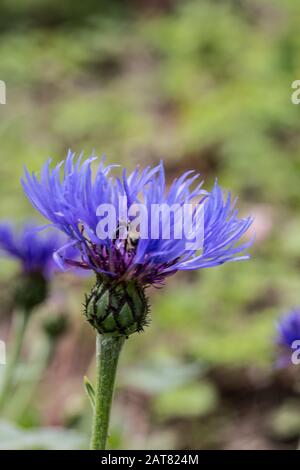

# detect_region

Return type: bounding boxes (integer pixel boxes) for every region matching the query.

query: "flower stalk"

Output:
[22,152,253,451]
[0,308,30,411]
[90,334,125,450]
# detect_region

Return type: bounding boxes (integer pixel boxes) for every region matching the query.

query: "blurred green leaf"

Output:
[83,376,95,410]
[153,381,218,420]
[120,359,204,394]
[0,420,87,450]
[267,400,300,441]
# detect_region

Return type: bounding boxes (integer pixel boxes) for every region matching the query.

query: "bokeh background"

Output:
[1,0,300,449]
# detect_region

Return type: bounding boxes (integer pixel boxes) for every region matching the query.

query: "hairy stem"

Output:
[90,334,125,450]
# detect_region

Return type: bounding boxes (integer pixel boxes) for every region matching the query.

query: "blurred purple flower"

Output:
[275,308,300,368]
[22,151,253,285]
[0,222,73,279]
[276,309,300,348]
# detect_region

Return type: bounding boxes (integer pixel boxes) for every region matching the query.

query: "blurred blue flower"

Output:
[22,151,253,285]
[276,309,300,349]
[0,222,70,279]
[275,309,300,367]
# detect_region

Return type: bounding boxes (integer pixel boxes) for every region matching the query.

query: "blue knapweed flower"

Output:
[0,222,65,278]
[22,151,252,285]
[0,222,74,309]
[22,151,252,335]
[276,309,300,367]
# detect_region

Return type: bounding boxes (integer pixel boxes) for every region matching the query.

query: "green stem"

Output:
[90,334,125,450]
[0,308,30,411]
[0,310,30,410]
[13,337,54,420]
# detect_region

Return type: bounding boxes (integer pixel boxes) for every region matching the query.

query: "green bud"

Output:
[84,277,149,337]
[43,314,69,341]
[14,272,48,311]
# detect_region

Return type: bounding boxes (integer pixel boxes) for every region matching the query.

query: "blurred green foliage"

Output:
[153,381,219,420]
[0,420,86,449]
[1,0,300,449]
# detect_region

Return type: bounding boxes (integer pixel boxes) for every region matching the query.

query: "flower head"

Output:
[0,222,66,278]
[22,151,252,287]
[275,309,300,366]
[22,151,253,335]
[0,221,75,309]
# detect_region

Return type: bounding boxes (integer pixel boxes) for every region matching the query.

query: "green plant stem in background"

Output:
[13,337,55,421]
[90,334,125,450]
[0,308,30,411]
